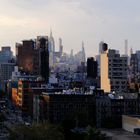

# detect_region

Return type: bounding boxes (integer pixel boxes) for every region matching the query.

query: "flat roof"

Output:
[126,115,140,119]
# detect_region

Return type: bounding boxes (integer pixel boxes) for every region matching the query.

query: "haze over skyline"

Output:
[0,0,140,56]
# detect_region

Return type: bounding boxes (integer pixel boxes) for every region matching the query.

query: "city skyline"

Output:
[0,0,140,56]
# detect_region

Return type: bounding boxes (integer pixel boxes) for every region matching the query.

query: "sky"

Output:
[0,0,140,56]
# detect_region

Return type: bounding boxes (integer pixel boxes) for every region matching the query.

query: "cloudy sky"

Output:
[0,0,140,56]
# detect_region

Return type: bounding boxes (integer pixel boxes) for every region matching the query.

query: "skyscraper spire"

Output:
[49,28,55,53]
[50,28,52,37]
[82,41,86,63]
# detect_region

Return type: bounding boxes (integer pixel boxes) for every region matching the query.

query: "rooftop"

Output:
[101,129,140,140]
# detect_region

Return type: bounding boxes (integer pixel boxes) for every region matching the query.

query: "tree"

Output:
[70,126,106,140]
[10,123,106,140]
[85,126,106,140]
[9,123,64,140]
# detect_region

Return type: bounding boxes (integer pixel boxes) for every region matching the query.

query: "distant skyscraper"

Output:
[87,57,97,79]
[125,39,128,56]
[81,41,86,63]
[48,30,55,67]
[70,49,73,58]
[130,48,133,55]
[69,49,74,64]
[49,29,55,53]
[99,41,104,54]
[59,38,63,55]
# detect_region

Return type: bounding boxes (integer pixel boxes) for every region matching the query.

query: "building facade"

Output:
[87,57,97,79]
[0,62,15,82]
[129,51,140,85]
[16,40,35,74]
[38,37,49,82]
[96,93,140,128]
[16,37,50,82]
[100,43,128,93]
[33,93,96,126]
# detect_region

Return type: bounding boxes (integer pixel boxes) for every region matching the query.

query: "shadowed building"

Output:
[16,37,50,82]
[16,40,35,74]
[33,92,96,126]
[37,36,49,82]
[87,57,97,79]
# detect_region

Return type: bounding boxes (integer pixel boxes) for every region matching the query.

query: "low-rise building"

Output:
[33,91,96,126]
[122,115,140,133]
[96,93,140,128]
